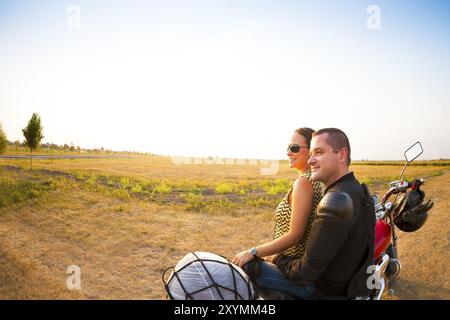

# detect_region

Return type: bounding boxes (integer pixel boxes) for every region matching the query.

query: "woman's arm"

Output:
[232,177,313,267]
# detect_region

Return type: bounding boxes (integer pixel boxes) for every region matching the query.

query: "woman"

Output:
[232,127,325,298]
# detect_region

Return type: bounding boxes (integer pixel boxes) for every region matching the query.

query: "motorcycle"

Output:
[368,141,434,300]
[163,142,434,300]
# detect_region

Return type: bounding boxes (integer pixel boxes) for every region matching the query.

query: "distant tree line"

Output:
[1,113,155,165]
[4,139,153,156]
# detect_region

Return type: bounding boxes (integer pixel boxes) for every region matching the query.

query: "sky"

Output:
[0,0,449,160]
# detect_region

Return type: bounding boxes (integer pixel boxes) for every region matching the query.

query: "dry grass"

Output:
[386,172,450,300]
[0,156,448,299]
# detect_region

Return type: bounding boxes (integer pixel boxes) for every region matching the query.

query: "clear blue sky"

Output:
[1,0,449,160]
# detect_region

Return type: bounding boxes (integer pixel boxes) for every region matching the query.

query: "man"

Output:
[285,128,376,299]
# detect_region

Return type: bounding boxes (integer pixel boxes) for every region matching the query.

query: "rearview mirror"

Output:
[404,141,423,163]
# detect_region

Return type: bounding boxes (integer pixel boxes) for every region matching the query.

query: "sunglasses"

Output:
[287,144,309,153]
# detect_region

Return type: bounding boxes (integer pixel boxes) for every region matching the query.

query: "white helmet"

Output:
[162,251,257,300]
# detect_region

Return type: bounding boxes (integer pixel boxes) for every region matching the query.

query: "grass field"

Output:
[0,154,449,299]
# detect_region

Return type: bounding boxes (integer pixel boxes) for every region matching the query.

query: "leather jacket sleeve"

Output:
[287,191,354,286]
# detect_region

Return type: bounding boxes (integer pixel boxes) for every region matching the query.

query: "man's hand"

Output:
[232,249,254,267]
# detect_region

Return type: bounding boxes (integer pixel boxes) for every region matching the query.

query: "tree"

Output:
[0,124,7,154]
[22,113,44,170]
[50,142,54,161]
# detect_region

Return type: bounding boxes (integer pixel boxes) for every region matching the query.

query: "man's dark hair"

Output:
[313,128,351,166]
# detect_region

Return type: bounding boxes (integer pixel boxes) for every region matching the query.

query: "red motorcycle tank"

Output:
[374,220,392,259]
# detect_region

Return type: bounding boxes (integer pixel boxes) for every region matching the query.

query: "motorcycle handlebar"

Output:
[381,178,424,205]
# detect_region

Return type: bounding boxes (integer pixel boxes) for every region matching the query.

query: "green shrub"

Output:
[0,176,55,208]
[238,188,247,195]
[246,198,276,208]
[120,177,132,190]
[111,189,131,200]
[215,197,235,209]
[186,186,202,194]
[431,170,443,177]
[131,183,143,193]
[215,183,233,194]
[185,193,204,211]
[153,183,172,194]
[74,171,85,180]
[86,175,97,187]
[114,204,130,212]
[262,179,290,195]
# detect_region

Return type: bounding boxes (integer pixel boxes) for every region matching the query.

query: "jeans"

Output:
[245,259,315,300]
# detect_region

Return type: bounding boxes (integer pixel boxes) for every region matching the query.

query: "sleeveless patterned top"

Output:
[273,170,325,258]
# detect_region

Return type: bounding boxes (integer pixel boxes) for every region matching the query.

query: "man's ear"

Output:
[339,147,348,164]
